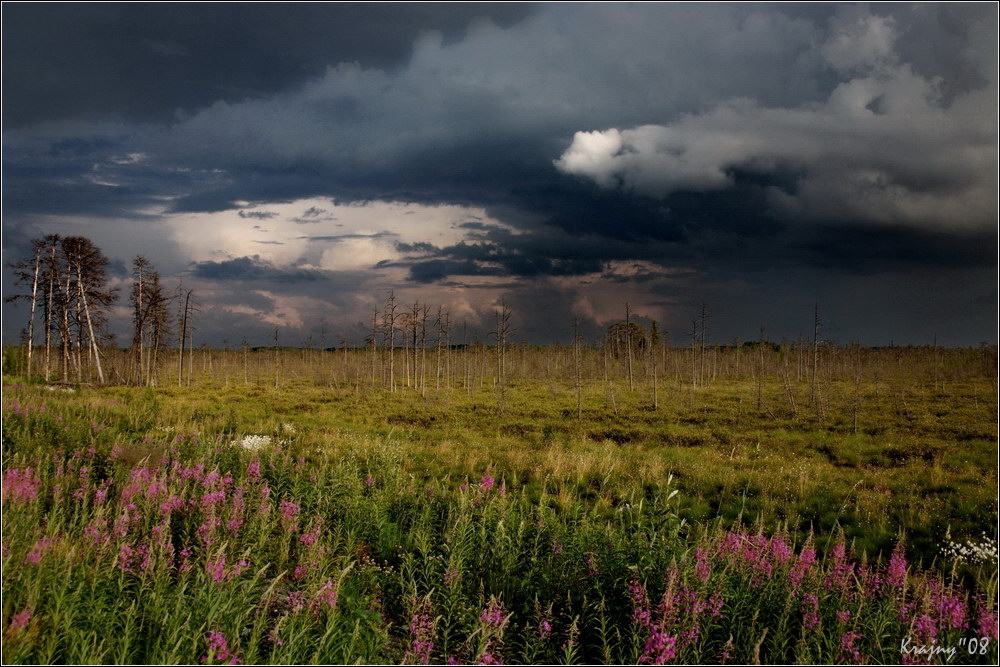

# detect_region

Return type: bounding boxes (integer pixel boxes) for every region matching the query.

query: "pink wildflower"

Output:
[839,631,862,663]
[480,599,507,629]
[639,630,677,664]
[202,631,241,665]
[313,581,339,612]
[886,542,907,590]
[801,593,820,632]
[977,602,999,640]
[6,608,32,639]
[25,537,56,566]
[694,547,711,582]
[403,606,436,665]
[2,468,40,504]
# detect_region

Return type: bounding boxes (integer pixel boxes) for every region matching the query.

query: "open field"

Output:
[2,345,998,664]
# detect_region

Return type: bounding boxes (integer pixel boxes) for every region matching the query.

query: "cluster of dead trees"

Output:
[7,235,117,383]
[7,235,191,386]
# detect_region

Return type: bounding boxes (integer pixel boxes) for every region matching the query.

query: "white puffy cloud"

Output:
[554,13,996,232]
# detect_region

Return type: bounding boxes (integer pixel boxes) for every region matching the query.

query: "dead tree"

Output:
[177,287,196,386]
[6,238,45,376]
[60,236,116,383]
[494,299,512,412]
[383,291,399,391]
[573,318,584,419]
[811,303,822,415]
[625,302,634,392]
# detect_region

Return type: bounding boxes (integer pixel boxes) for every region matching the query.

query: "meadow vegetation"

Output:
[2,342,997,664]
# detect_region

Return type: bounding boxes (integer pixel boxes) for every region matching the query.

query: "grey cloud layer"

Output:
[2,3,996,346]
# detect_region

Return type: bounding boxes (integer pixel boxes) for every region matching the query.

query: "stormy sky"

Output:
[3,3,996,347]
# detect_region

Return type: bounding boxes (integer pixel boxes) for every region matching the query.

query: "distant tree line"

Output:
[6,234,997,422]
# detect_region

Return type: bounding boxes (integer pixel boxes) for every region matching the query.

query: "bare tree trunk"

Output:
[370,309,378,390]
[178,289,190,387]
[811,303,821,415]
[24,245,42,376]
[625,302,634,392]
[76,262,105,383]
[574,319,583,419]
[756,326,765,412]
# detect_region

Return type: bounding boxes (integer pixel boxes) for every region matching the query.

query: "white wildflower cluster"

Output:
[941,534,998,565]
[156,426,175,433]
[234,435,272,451]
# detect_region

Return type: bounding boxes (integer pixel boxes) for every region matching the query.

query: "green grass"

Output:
[2,353,998,664]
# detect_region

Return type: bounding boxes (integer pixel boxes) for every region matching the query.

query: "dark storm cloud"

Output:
[1,3,537,128]
[2,4,995,347]
[191,256,325,283]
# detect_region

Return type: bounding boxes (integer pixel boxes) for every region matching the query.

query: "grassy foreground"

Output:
[2,377,997,664]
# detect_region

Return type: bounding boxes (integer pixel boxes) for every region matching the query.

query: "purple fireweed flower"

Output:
[25,538,56,565]
[160,495,185,516]
[480,600,508,629]
[801,593,821,632]
[206,556,226,584]
[977,600,999,640]
[912,613,937,645]
[84,520,109,547]
[202,631,241,665]
[639,630,677,664]
[202,491,227,507]
[203,471,220,488]
[824,540,855,594]
[197,517,221,548]
[478,653,502,665]
[930,584,966,631]
[364,475,375,487]
[313,581,339,612]
[789,546,815,590]
[94,481,110,506]
[403,607,436,665]
[479,476,495,492]
[551,540,563,555]
[629,578,651,627]
[837,610,851,624]
[279,500,300,530]
[246,460,261,480]
[539,620,553,640]
[886,542,907,590]
[719,532,741,556]
[299,517,323,546]
[770,535,794,565]
[7,608,32,636]
[444,568,460,586]
[3,468,40,504]
[117,543,135,572]
[694,547,711,582]
[839,631,862,664]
